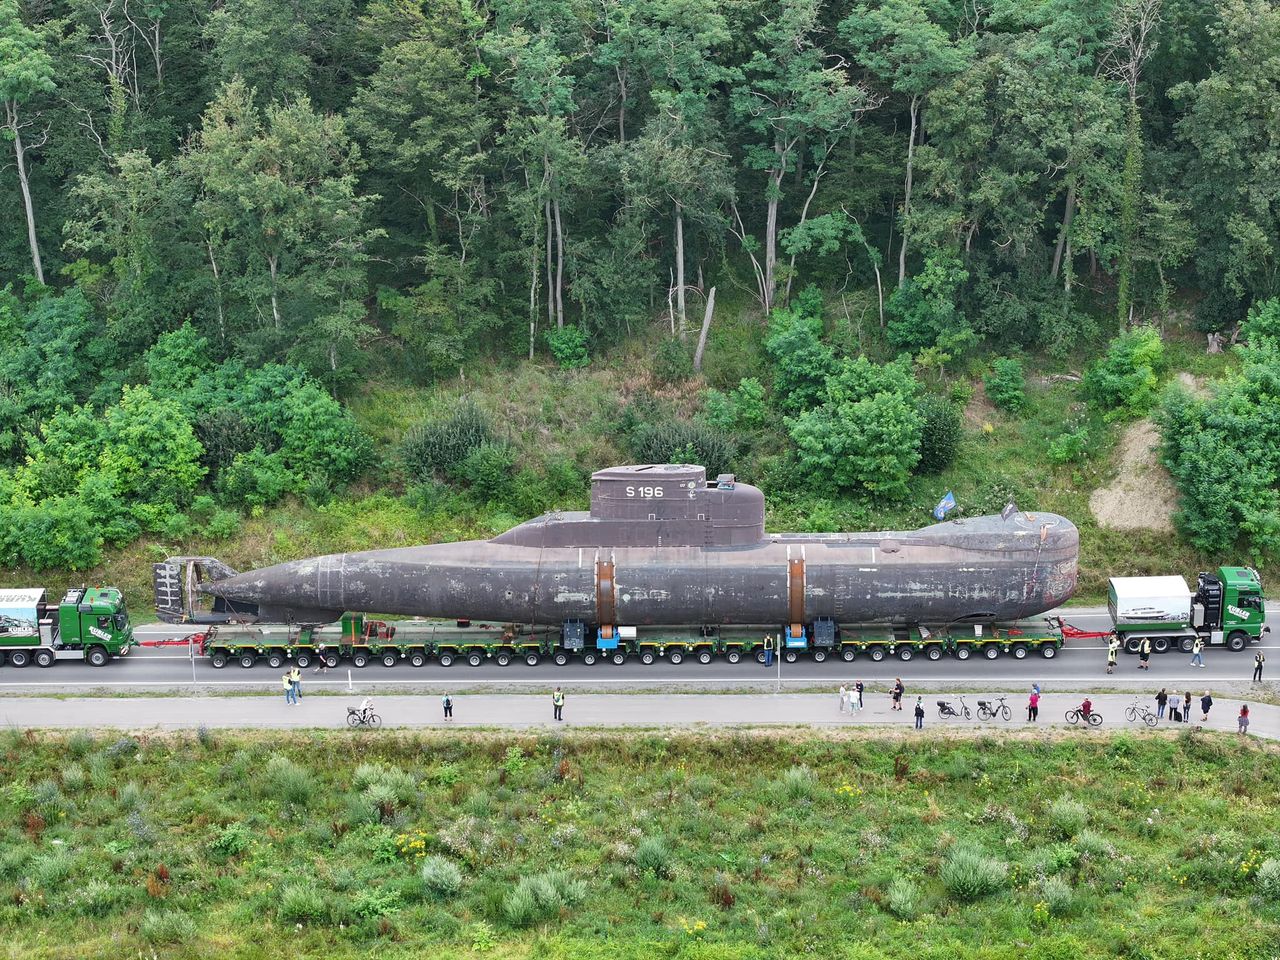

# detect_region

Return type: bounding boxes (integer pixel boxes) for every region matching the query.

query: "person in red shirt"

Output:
[1080,697,1093,719]
[1027,689,1040,721]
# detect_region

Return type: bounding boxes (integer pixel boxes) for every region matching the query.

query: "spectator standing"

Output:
[442,693,453,721]
[1183,690,1192,722]
[290,666,302,699]
[1107,635,1119,674]
[281,673,296,705]
[1027,689,1040,722]
[1169,690,1181,722]
[1138,637,1152,670]
[854,680,865,710]
[1189,637,1205,668]
[839,685,849,714]
[1238,704,1250,735]
[914,697,924,730]
[891,679,904,711]
[763,635,774,668]
[552,687,565,721]
[1156,688,1168,720]
[1200,690,1213,722]
[1254,651,1266,683]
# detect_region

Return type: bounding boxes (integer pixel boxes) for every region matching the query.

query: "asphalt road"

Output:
[0,606,1274,691]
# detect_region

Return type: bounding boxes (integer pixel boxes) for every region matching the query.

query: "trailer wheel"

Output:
[640,650,656,665]
[925,644,943,661]
[726,649,741,664]
[783,649,798,663]
[1179,636,1194,653]
[438,652,454,667]
[525,652,541,667]
[1152,637,1170,654]
[811,648,828,663]
[352,652,369,668]
[583,651,598,666]
[553,651,568,666]
[869,647,886,662]
[841,647,856,662]
[238,653,255,669]
[409,651,426,667]
[1041,643,1058,659]
[382,652,398,668]
[898,646,914,662]
[294,652,312,668]
[983,644,1001,660]
[696,649,712,664]
[755,649,767,663]
[612,652,627,666]
[210,651,227,669]
[324,653,339,668]
[1124,637,1142,654]
[466,652,483,667]
[954,645,971,661]
[267,650,285,669]
[8,650,29,668]
[1010,644,1028,660]
[495,651,511,666]
[1228,631,1249,652]
[34,648,54,668]
[666,649,683,665]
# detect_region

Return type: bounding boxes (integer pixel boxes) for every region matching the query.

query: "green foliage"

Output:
[764,300,836,416]
[1047,796,1089,839]
[501,870,587,928]
[1042,875,1075,917]
[262,755,315,807]
[885,876,921,920]
[1084,327,1167,419]
[703,378,767,430]
[451,442,516,502]
[941,846,1009,902]
[1258,859,1280,901]
[277,881,327,925]
[544,325,591,369]
[1047,425,1091,466]
[916,394,962,472]
[139,910,198,945]
[985,358,1026,414]
[634,836,673,877]
[886,252,973,352]
[207,822,251,860]
[401,398,492,482]
[627,419,736,477]
[421,856,464,898]
[651,338,693,384]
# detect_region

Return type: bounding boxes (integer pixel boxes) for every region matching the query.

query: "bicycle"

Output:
[1065,708,1103,727]
[936,694,971,720]
[1124,699,1158,727]
[976,696,1011,721]
[346,706,382,728]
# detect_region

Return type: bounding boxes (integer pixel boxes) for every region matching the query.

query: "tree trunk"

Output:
[207,239,226,344]
[674,203,687,340]
[553,196,565,329]
[898,95,919,289]
[616,64,627,143]
[267,253,281,329]
[784,152,832,306]
[544,198,554,325]
[1051,181,1076,282]
[6,109,45,286]
[764,161,783,315]
[693,286,716,373]
[872,259,884,328]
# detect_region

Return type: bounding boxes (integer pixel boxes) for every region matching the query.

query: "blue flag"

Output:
[933,491,956,520]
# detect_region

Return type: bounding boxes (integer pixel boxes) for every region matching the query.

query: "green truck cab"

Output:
[1108,565,1268,654]
[0,587,134,668]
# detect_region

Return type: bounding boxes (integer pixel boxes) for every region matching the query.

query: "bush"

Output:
[984,358,1026,414]
[886,876,920,919]
[778,765,816,801]
[277,881,327,924]
[1074,829,1116,862]
[1257,858,1280,901]
[501,870,587,927]
[652,337,693,384]
[634,836,673,877]
[421,856,464,898]
[1047,426,1090,465]
[702,377,767,430]
[401,398,492,482]
[764,302,837,415]
[450,442,516,502]
[917,395,963,472]
[1047,795,1088,839]
[263,755,315,807]
[140,909,198,944]
[545,324,590,369]
[941,846,1008,901]
[627,419,736,477]
[1084,326,1166,419]
[207,822,250,860]
[1042,875,1074,917]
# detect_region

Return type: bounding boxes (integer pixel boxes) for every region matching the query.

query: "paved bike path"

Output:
[1,691,1276,739]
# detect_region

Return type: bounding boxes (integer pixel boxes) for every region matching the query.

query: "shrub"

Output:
[501,870,587,927]
[545,324,590,369]
[67,731,94,758]
[984,358,1026,414]
[628,419,735,476]
[764,301,837,415]
[450,442,516,502]
[263,755,315,806]
[207,822,250,860]
[941,846,1008,901]
[634,836,673,878]
[1047,426,1090,465]
[1042,875,1074,917]
[140,910,198,945]
[779,765,816,801]
[652,337,693,384]
[1257,859,1280,901]
[917,394,962,472]
[119,781,144,812]
[1047,795,1088,839]
[1084,326,1166,419]
[277,881,327,924]
[401,398,492,482]
[886,876,920,919]
[353,888,403,920]
[1074,829,1116,862]
[421,856,464,898]
[702,377,767,430]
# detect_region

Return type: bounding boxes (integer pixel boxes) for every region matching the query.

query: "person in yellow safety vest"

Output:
[282,672,297,705]
[290,666,303,698]
[1106,634,1119,674]
[552,687,565,721]
[1138,637,1152,670]
[1189,636,1205,668]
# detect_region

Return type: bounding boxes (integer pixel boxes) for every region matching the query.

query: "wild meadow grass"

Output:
[0,727,1277,958]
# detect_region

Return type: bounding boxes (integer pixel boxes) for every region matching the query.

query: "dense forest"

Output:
[4,0,1280,579]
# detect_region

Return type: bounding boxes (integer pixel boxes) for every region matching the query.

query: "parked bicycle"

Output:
[1124,699,1159,727]
[1065,707,1103,727]
[977,695,1011,721]
[347,699,381,728]
[936,695,971,720]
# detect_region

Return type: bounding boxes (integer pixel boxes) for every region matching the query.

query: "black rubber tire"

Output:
[553,652,568,666]
[899,646,914,662]
[34,648,54,668]
[1179,636,1194,653]
[409,652,426,667]
[1143,713,1157,728]
[495,652,511,666]
[1228,631,1249,652]
[755,650,767,663]
[88,647,110,667]
[382,653,398,667]
[526,652,541,666]
[1041,644,1058,659]
[1065,710,1077,724]
[955,646,971,661]
[612,652,627,665]
[812,649,827,663]
[294,652,312,668]
[667,650,683,665]
[1152,637,1171,654]
[239,653,255,669]
[841,647,856,662]
[983,644,1001,660]
[324,653,339,668]
[583,652,598,666]
[267,651,285,669]
[1000,706,1011,721]
[368,714,382,729]
[926,645,943,661]
[8,650,29,668]
[1124,637,1142,654]
[697,650,713,664]
[869,647,886,662]
[347,713,361,727]
[640,650,656,665]
[1088,712,1103,727]
[467,652,483,667]
[725,650,741,664]
[211,652,227,669]
[352,652,369,668]
[783,650,798,663]
[438,652,454,667]
[1011,644,1028,660]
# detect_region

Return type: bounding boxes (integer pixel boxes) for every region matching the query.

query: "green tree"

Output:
[1084,326,1167,419]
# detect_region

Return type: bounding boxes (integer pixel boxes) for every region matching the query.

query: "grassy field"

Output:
[0,728,1277,958]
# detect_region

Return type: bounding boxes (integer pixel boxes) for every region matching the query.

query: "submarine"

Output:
[183,464,1079,630]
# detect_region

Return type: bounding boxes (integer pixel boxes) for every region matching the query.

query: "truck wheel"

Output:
[495,651,511,666]
[811,648,828,663]
[324,653,339,668]
[525,652,541,666]
[238,653,255,669]
[697,649,713,664]
[8,650,29,668]
[898,646,914,662]
[954,646,971,661]
[352,652,369,668]
[726,649,741,664]
[1124,637,1142,654]
[267,650,285,669]
[34,649,54,668]
[467,652,483,667]
[640,650,656,665]
[294,652,312,668]
[612,652,627,666]
[666,650,682,665]
[869,647,886,663]
[1228,631,1249,652]
[583,651,598,665]
[1010,644,1028,660]
[783,649,798,663]
[1179,637,1194,653]
[409,651,426,667]
[382,652,398,667]
[755,649,767,664]
[983,644,1001,660]
[87,646,109,667]
[210,652,227,669]
[926,645,943,661]
[552,651,568,666]
[438,652,454,667]
[1041,643,1058,659]
[1152,637,1170,654]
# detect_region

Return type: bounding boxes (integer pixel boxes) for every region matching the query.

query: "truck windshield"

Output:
[114,614,129,630]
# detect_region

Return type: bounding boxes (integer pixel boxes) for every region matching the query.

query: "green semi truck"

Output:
[1108,566,1268,654]
[0,587,135,667]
